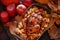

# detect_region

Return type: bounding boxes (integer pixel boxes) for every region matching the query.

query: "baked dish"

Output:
[15,4,54,40]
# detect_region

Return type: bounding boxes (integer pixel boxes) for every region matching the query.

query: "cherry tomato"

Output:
[1,11,9,23]
[23,0,32,7]
[4,22,14,28]
[7,3,16,17]
[1,0,20,6]
[16,4,26,15]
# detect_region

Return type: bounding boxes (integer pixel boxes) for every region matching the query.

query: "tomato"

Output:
[16,4,27,15]
[1,0,20,6]
[6,3,16,17]
[1,11,9,23]
[14,0,20,4]
[23,0,32,7]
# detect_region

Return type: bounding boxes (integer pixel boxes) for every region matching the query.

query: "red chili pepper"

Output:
[7,4,16,17]
[1,11,9,23]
